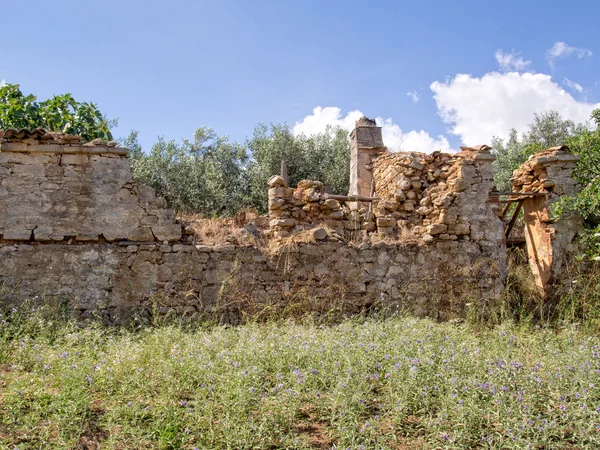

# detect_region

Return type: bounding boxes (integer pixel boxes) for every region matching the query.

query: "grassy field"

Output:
[1,306,600,449]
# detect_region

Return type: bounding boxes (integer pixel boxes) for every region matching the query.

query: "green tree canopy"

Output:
[128,128,250,216]
[246,123,349,210]
[128,124,350,215]
[492,111,581,191]
[556,109,600,225]
[0,83,115,141]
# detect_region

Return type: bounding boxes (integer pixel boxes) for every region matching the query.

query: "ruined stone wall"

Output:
[0,130,507,323]
[371,145,502,244]
[511,146,583,294]
[268,145,504,248]
[268,177,375,239]
[0,131,181,243]
[1,240,504,323]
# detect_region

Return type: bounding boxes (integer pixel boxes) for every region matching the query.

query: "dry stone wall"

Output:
[0,131,181,243]
[511,146,583,294]
[268,177,375,239]
[0,128,533,323]
[1,240,504,323]
[269,145,505,248]
[371,145,501,243]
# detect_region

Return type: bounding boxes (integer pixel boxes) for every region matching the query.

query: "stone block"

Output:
[270,218,296,228]
[453,223,470,235]
[34,226,54,241]
[268,187,291,199]
[321,199,341,210]
[152,224,182,242]
[426,223,447,235]
[269,198,286,209]
[3,229,32,240]
[312,228,328,241]
[61,154,90,165]
[128,227,155,242]
[268,175,287,188]
[377,217,396,227]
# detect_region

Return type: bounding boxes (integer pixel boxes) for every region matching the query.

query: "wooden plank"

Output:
[280,160,288,185]
[322,194,380,202]
[491,191,547,197]
[505,199,523,239]
[499,202,512,220]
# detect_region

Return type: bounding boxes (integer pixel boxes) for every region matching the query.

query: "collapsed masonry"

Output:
[268,118,582,296]
[511,147,582,295]
[0,122,581,323]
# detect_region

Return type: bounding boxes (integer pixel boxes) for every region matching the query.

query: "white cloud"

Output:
[407,91,420,103]
[293,106,451,153]
[547,41,592,67]
[377,118,450,153]
[0,79,6,87]
[430,72,600,145]
[292,106,363,137]
[563,77,584,93]
[495,50,531,72]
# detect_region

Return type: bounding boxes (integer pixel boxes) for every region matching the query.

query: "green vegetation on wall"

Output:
[127,124,350,215]
[0,83,115,142]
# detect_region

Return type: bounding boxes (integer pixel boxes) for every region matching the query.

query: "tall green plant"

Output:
[492,111,579,191]
[0,83,115,141]
[246,124,349,211]
[129,127,250,215]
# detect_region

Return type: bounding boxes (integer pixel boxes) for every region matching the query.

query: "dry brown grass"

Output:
[179,208,269,246]
[181,209,432,251]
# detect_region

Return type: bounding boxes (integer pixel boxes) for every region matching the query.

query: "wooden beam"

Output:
[280,160,288,185]
[505,199,523,239]
[499,202,512,220]
[491,191,547,197]
[322,194,380,202]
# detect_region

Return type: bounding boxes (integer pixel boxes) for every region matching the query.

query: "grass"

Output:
[1,305,600,449]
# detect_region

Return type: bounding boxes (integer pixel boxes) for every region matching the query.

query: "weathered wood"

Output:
[500,202,512,220]
[280,160,288,185]
[492,191,547,197]
[497,197,541,203]
[505,199,523,239]
[322,194,380,202]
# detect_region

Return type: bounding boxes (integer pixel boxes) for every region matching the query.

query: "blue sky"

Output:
[2,0,599,152]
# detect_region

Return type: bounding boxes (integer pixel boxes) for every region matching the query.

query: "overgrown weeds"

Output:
[2,303,600,449]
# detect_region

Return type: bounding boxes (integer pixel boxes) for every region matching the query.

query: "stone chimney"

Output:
[348,116,386,207]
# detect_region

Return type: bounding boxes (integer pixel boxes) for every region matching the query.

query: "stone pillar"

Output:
[349,117,386,209]
[511,146,582,296]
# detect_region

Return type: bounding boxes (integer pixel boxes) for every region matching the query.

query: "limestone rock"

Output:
[152,224,182,242]
[426,223,447,235]
[312,228,328,241]
[268,175,287,188]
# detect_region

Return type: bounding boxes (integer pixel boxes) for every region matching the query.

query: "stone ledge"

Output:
[0,142,129,156]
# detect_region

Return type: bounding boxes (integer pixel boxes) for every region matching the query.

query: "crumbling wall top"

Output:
[0,132,181,243]
[0,128,128,155]
[354,116,377,128]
